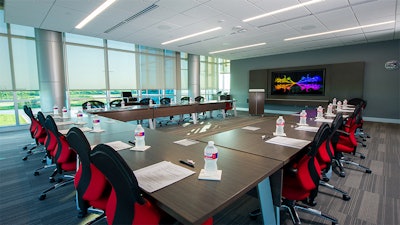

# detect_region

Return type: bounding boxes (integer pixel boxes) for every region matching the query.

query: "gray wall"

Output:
[231,40,400,121]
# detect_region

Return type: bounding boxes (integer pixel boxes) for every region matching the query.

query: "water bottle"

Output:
[77,110,83,123]
[275,116,285,135]
[134,124,145,148]
[92,115,101,131]
[332,98,337,106]
[327,103,333,115]
[149,99,153,107]
[53,105,59,115]
[87,102,92,110]
[299,110,307,125]
[62,107,68,118]
[337,101,342,109]
[204,141,218,174]
[343,99,348,108]
[121,99,125,107]
[316,106,324,118]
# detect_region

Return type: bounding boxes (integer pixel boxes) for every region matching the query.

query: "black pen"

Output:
[179,159,195,168]
[128,140,135,146]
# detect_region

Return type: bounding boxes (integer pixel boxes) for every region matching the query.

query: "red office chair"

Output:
[281,124,338,225]
[38,115,76,201]
[66,127,111,220]
[348,98,370,140]
[90,144,213,225]
[22,106,47,161]
[333,104,372,177]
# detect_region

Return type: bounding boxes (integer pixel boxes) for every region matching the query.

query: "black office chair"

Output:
[195,96,207,119]
[158,97,175,126]
[22,106,47,161]
[109,99,123,108]
[180,97,192,122]
[82,100,105,110]
[139,98,155,105]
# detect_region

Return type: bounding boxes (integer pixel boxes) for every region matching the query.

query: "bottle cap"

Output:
[208,141,214,146]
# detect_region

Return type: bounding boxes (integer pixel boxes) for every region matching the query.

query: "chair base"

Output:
[282,199,338,225]
[319,180,351,201]
[38,174,74,201]
[333,156,372,177]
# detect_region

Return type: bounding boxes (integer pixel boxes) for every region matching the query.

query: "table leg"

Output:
[191,113,198,124]
[149,118,155,129]
[258,177,279,225]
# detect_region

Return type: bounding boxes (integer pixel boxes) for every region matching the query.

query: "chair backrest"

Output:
[181,96,190,103]
[139,98,155,105]
[34,112,47,144]
[195,96,204,102]
[160,97,171,105]
[23,105,36,137]
[67,127,111,211]
[110,99,122,108]
[90,144,145,224]
[82,100,105,109]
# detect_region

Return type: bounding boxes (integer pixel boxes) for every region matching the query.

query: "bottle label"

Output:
[204,153,218,159]
[276,122,285,126]
[135,131,145,137]
[77,113,83,117]
[93,119,100,123]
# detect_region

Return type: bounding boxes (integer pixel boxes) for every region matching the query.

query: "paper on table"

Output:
[174,139,199,146]
[58,126,92,135]
[314,118,333,123]
[105,141,132,151]
[266,136,311,149]
[90,129,105,133]
[130,145,151,151]
[242,126,261,131]
[55,121,74,126]
[134,161,195,193]
[337,108,354,113]
[295,126,320,132]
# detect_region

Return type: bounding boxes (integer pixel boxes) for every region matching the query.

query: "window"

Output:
[0,10,7,34]
[0,36,12,90]
[10,24,35,37]
[108,50,137,89]
[107,40,135,51]
[12,38,39,90]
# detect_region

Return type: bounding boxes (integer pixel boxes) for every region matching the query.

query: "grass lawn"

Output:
[0,114,28,126]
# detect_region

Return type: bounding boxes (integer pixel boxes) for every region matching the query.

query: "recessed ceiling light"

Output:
[161,27,222,45]
[209,43,266,54]
[284,20,395,41]
[243,0,324,22]
[76,0,116,29]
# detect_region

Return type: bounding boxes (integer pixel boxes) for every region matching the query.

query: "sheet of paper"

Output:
[55,121,74,126]
[295,126,320,132]
[242,126,261,131]
[337,108,354,113]
[104,141,132,151]
[58,126,92,135]
[266,136,311,149]
[173,139,199,146]
[134,161,195,193]
[314,118,333,123]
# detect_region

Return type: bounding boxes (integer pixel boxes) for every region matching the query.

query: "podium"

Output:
[248,89,265,115]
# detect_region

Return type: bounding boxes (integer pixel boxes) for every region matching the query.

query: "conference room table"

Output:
[52,114,282,225]
[86,100,236,129]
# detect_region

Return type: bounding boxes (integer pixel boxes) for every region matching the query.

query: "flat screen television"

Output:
[271,69,325,96]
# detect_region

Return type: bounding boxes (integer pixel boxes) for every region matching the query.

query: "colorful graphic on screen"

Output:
[271,69,325,95]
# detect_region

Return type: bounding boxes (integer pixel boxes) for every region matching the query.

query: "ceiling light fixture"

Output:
[209,42,266,54]
[243,0,324,22]
[284,20,395,41]
[75,0,117,29]
[162,27,222,45]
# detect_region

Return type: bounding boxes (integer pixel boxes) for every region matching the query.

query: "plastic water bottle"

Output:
[316,106,324,118]
[204,141,218,174]
[121,99,125,107]
[77,110,83,123]
[149,100,153,107]
[62,107,68,118]
[343,99,348,108]
[53,105,59,115]
[332,98,337,106]
[92,115,101,131]
[87,102,92,110]
[134,124,145,148]
[299,110,307,125]
[327,103,333,115]
[337,101,342,109]
[275,116,285,135]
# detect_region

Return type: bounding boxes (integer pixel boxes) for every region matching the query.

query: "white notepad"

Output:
[266,136,311,149]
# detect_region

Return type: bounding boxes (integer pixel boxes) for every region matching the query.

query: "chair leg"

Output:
[38,174,74,200]
[294,203,338,225]
[340,159,372,174]
[281,199,301,225]
[319,180,351,201]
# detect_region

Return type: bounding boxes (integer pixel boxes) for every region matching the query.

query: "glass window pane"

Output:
[108,40,135,51]
[164,50,175,57]
[108,50,137,89]
[10,24,35,37]
[165,56,176,89]
[66,45,106,89]
[139,53,164,89]
[65,33,103,46]
[12,38,39,90]
[0,37,12,90]
[0,91,17,127]
[139,45,163,55]
[0,10,7,34]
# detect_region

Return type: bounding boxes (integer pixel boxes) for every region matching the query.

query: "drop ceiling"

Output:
[4,0,400,60]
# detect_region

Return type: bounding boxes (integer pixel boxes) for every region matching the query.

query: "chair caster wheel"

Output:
[342,194,351,201]
[22,156,27,161]
[362,144,367,147]
[49,177,55,183]
[366,169,372,174]
[39,194,46,200]
[23,146,28,150]
[77,210,87,218]
[360,155,366,159]
[249,208,261,220]
[339,171,346,177]
[34,171,39,176]
[42,159,46,163]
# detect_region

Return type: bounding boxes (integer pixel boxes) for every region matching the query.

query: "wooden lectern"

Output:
[248,89,265,115]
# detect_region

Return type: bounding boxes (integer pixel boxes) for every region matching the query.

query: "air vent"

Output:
[104,3,159,33]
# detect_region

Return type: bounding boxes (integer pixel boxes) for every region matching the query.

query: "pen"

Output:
[128,140,135,146]
[179,159,194,168]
